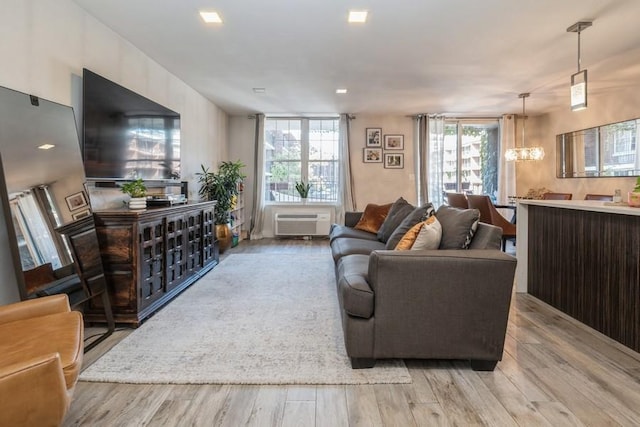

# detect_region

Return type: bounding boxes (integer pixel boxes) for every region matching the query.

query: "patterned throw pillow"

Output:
[411,215,442,250]
[354,202,393,234]
[435,205,480,249]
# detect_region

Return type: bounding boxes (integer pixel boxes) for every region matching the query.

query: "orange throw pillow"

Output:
[394,219,430,250]
[354,203,393,234]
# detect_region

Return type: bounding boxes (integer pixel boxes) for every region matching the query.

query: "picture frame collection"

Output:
[364,128,404,169]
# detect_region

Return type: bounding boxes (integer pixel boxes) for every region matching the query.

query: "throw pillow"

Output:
[394,219,428,250]
[377,197,414,243]
[386,203,435,249]
[411,215,442,250]
[354,202,393,234]
[435,205,480,249]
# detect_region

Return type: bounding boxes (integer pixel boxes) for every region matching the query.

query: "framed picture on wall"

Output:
[384,153,404,169]
[65,191,88,211]
[366,128,382,147]
[384,134,404,150]
[363,148,383,163]
[72,209,92,220]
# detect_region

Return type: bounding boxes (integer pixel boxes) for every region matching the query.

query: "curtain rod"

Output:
[410,114,500,120]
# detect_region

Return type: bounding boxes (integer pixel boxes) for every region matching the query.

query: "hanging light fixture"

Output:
[567,21,592,111]
[504,93,545,162]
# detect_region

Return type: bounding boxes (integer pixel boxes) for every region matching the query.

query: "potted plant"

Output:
[628,177,640,207]
[197,161,246,252]
[121,178,147,210]
[295,180,311,203]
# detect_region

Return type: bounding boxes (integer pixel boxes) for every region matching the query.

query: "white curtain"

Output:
[335,114,355,224]
[498,114,517,204]
[250,114,266,240]
[413,116,428,205]
[12,192,62,269]
[426,115,446,208]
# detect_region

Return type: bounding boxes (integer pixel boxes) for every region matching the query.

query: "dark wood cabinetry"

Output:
[90,202,218,325]
[527,205,640,353]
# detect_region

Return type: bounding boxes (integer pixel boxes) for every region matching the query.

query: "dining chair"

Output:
[542,192,572,200]
[584,194,613,201]
[446,192,468,209]
[466,194,516,251]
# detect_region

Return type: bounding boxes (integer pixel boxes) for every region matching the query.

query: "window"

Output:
[264,118,340,203]
[442,120,499,200]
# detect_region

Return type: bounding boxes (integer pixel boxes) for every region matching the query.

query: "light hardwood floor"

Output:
[66,238,640,426]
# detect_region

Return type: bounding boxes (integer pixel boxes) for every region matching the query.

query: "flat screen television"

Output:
[82,68,180,181]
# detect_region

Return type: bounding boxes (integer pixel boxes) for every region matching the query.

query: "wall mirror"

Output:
[556,118,640,178]
[0,85,114,348]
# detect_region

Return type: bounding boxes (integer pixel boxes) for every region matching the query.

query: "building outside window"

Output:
[264,117,340,203]
[442,120,499,200]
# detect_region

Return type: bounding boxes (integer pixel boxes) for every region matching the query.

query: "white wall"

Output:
[0,0,228,304]
[517,83,640,199]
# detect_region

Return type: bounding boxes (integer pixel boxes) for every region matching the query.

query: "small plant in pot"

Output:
[628,177,640,207]
[295,180,311,202]
[121,178,147,210]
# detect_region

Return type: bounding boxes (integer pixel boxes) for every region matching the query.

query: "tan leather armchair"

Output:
[0,294,84,427]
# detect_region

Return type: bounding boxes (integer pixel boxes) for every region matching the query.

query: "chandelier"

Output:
[504,93,545,162]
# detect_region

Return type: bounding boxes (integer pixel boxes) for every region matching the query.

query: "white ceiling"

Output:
[73,0,640,117]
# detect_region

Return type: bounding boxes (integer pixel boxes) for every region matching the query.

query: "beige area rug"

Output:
[80,253,411,385]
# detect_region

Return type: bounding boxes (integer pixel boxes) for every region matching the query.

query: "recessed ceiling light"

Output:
[348,10,368,23]
[336,88,348,94]
[200,11,223,24]
[253,88,266,93]
[38,144,55,150]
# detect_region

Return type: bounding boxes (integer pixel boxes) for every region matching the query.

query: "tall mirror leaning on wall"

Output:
[0,85,113,328]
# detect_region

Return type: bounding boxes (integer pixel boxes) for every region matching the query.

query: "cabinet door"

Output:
[165,213,186,291]
[202,206,218,268]
[139,219,165,309]
[185,210,203,274]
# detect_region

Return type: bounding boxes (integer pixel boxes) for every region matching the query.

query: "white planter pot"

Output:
[128,197,147,210]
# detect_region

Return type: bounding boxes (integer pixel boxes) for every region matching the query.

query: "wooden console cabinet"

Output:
[90,201,218,325]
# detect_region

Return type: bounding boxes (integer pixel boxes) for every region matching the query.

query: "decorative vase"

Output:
[628,192,640,207]
[128,197,147,210]
[216,223,232,253]
[301,198,308,205]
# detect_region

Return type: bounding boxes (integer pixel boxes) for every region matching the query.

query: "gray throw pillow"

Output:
[377,197,414,243]
[435,205,480,249]
[385,203,435,249]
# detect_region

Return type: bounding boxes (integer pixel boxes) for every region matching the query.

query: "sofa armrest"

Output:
[367,249,517,359]
[345,211,363,228]
[0,294,70,325]
[0,353,70,426]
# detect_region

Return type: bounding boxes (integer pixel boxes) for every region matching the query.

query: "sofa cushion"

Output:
[394,220,427,250]
[331,237,385,262]
[412,215,443,250]
[435,205,480,249]
[377,197,414,243]
[329,224,379,243]
[336,255,374,319]
[385,203,434,249]
[354,203,392,234]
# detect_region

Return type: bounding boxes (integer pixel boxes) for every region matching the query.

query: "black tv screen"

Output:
[82,68,180,181]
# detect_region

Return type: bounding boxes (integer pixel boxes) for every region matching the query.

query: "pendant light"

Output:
[567,21,592,111]
[504,93,545,162]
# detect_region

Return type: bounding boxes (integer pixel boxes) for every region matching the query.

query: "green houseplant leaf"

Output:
[121,178,147,198]
[295,180,311,198]
[197,161,246,224]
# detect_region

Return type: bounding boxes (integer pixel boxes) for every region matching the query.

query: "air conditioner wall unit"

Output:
[274,212,331,236]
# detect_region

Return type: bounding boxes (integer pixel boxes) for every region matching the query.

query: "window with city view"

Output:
[264,118,340,203]
[443,120,500,200]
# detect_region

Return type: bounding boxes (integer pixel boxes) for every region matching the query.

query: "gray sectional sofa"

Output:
[330,202,517,371]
